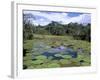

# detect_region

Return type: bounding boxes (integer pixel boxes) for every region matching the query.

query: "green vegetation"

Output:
[23,13,91,69]
[23,34,90,69]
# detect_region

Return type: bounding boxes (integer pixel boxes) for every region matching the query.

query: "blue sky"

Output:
[67,12,83,17]
[23,10,91,26]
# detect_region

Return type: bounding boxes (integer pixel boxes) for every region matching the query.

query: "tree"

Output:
[23,14,34,41]
[46,21,65,35]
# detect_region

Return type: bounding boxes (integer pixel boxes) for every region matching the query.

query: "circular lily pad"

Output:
[47,63,60,68]
[35,55,47,60]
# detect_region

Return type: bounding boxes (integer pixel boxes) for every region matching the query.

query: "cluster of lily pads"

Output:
[23,42,90,69]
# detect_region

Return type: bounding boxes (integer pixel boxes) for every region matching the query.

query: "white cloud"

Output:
[23,11,91,26]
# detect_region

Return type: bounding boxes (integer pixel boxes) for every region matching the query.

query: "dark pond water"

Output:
[42,46,77,60]
[32,43,80,60]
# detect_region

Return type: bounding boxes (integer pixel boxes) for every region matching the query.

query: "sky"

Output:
[23,10,91,26]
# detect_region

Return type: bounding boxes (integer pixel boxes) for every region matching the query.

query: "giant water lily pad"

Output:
[47,63,60,68]
[32,60,44,65]
[54,54,63,57]
[35,55,47,60]
[61,55,72,59]
[60,59,71,65]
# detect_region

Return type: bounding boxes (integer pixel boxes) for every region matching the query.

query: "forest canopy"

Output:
[23,19,91,42]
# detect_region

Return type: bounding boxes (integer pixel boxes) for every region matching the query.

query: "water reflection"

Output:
[32,43,79,60]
